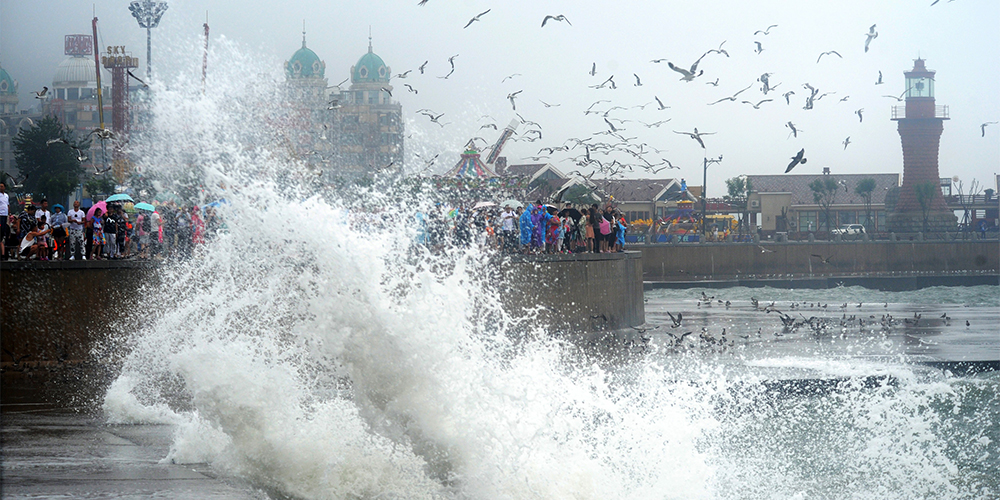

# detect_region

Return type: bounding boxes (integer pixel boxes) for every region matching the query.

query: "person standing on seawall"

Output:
[49,204,68,259]
[67,200,86,260]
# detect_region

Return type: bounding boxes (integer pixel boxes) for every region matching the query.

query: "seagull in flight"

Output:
[33,86,48,98]
[741,99,773,109]
[654,96,670,110]
[758,73,773,93]
[843,136,851,150]
[817,51,843,63]
[754,41,764,54]
[708,83,753,105]
[463,9,491,29]
[875,70,884,85]
[982,122,999,137]
[438,54,459,79]
[864,24,878,52]
[785,148,807,173]
[674,128,715,149]
[394,70,412,79]
[633,73,643,86]
[855,108,864,122]
[706,78,720,87]
[667,52,709,82]
[754,25,778,35]
[786,121,801,138]
[589,62,596,76]
[541,14,571,27]
[507,90,523,110]
[502,73,522,83]
[380,86,392,97]
[782,90,795,104]
[480,123,498,130]
[404,83,417,94]
[418,61,428,74]
[539,100,560,108]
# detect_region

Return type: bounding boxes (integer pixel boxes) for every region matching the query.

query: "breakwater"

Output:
[637,240,999,289]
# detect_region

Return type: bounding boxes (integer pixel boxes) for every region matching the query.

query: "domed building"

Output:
[47,54,111,134]
[283,34,403,180]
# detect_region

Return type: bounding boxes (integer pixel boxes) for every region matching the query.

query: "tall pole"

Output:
[129,0,168,81]
[202,15,209,94]
[701,155,723,237]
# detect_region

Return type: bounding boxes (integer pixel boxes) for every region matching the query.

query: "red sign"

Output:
[65,35,94,56]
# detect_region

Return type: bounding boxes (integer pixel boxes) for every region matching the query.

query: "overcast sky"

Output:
[3,0,998,195]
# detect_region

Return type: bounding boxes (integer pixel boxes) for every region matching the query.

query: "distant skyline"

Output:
[2,0,998,196]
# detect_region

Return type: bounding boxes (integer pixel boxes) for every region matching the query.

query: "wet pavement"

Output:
[1,381,266,500]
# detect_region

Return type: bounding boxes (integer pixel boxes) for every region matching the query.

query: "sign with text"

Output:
[65,35,94,56]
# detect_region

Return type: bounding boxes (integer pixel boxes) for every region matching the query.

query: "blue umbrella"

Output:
[134,202,156,211]
[106,193,134,203]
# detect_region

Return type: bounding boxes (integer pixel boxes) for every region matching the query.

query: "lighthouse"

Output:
[887,58,957,233]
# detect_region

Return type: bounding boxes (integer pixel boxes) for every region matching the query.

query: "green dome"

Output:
[351,45,389,84]
[0,66,16,95]
[285,40,325,79]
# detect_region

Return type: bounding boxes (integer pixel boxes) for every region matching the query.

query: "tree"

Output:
[723,176,752,239]
[854,178,876,232]
[84,177,116,198]
[12,116,90,204]
[914,181,938,233]
[953,178,981,237]
[809,177,839,234]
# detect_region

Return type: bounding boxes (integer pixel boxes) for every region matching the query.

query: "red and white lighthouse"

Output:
[887,58,957,233]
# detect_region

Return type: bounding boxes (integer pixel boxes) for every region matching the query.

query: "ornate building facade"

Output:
[283,33,403,181]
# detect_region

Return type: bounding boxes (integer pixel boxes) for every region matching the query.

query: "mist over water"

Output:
[103,43,999,499]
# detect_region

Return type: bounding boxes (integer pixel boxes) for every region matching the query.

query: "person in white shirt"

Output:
[500,206,516,252]
[67,200,87,260]
[0,182,9,259]
[34,199,51,227]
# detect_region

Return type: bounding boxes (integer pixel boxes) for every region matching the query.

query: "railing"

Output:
[891,105,949,119]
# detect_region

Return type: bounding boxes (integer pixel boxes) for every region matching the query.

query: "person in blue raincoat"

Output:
[519,204,535,252]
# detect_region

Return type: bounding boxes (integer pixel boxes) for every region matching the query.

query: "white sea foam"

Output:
[103,39,998,499]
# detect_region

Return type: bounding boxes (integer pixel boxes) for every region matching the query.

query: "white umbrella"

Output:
[474,201,496,209]
[501,199,522,208]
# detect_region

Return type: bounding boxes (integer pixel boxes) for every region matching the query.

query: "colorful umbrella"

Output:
[134,202,156,211]
[87,201,107,218]
[106,193,134,203]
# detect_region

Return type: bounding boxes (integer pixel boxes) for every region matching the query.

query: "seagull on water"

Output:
[674,128,715,149]
[541,14,571,27]
[463,9,491,29]
[785,148,807,173]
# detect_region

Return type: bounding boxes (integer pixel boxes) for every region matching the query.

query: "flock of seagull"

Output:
[635,291,974,352]
[395,3,997,181]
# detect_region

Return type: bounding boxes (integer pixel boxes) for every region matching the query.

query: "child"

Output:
[89,208,105,260]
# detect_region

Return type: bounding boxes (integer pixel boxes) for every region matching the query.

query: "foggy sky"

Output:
[2,0,998,196]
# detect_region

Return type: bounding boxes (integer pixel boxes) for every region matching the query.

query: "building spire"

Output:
[368,26,373,53]
[302,20,307,48]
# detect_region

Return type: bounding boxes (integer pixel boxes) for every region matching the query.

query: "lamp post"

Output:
[702,155,723,236]
[129,0,168,80]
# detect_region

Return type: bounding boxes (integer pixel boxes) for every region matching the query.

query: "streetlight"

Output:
[129,0,168,80]
[702,154,723,236]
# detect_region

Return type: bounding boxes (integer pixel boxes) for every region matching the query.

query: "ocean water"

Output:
[102,42,999,499]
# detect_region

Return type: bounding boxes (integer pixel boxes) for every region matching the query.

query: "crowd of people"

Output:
[0,184,222,262]
[416,201,630,255]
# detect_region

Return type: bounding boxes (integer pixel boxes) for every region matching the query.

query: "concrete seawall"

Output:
[497,251,646,337]
[2,253,647,366]
[637,240,999,287]
[1,261,160,367]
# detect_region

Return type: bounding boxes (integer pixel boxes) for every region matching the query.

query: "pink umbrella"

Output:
[87,201,107,219]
